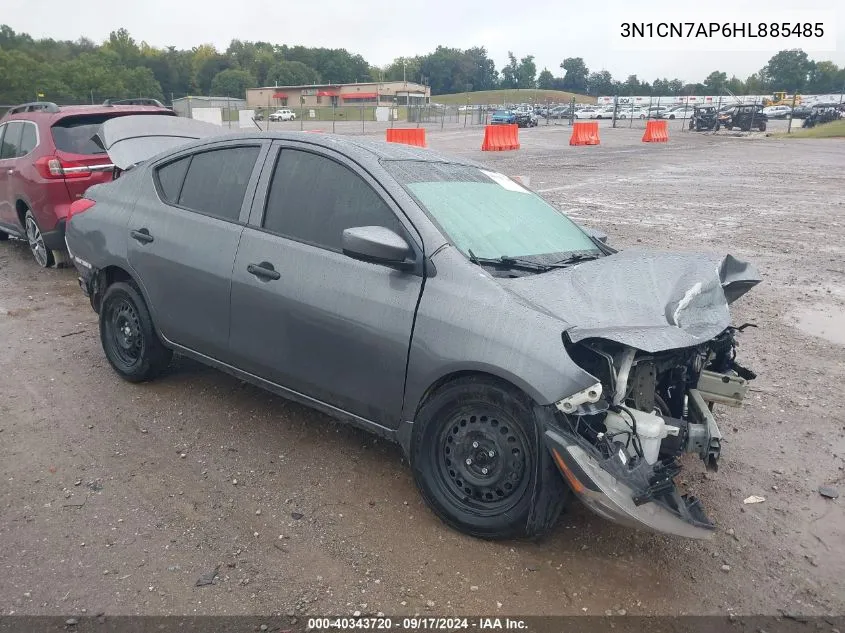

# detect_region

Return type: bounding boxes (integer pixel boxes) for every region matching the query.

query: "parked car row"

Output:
[1,102,763,545]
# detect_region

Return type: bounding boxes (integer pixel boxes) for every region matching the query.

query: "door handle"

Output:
[130,228,154,244]
[247,262,280,281]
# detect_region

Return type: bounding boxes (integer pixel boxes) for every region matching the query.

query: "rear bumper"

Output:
[544,426,715,539]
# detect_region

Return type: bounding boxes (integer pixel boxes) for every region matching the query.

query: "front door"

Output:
[127,142,267,360]
[229,143,424,427]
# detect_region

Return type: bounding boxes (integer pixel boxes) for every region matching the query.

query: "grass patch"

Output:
[432,89,592,106]
[774,119,845,138]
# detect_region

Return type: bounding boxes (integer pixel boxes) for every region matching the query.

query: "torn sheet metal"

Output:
[499,248,761,353]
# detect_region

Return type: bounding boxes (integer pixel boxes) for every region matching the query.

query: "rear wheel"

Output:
[100,281,172,382]
[410,377,568,540]
[24,211,54,268]
[0,231,8,241]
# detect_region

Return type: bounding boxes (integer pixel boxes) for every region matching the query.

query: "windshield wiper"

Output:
[551,252,601,266]
[467,251,567,272]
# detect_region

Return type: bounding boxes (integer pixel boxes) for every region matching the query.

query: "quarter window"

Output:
[155,156,191,204]
[262,149,403,251]
[0,122,23,160]
[19,122,37,156]
[175,146,260,222]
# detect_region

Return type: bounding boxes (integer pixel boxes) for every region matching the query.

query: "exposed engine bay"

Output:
[544,325,757,539]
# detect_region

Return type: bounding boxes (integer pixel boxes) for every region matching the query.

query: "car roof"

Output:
[1,105,173,125]
[188,131,483,168]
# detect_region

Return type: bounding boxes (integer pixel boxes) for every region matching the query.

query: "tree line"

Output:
[1,24,843,106]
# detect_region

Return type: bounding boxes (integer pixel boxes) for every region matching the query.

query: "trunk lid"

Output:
[92,115,229,170]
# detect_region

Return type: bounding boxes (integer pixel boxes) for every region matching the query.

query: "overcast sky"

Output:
[3,0,843,85]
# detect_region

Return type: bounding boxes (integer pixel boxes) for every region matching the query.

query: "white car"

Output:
[617,107,648,119]
[762,105,792,119]
[574,107,598,119]
[647,106,673,118]
[664,106,695,119]
[269,108,297,121]
[593,107,617,120]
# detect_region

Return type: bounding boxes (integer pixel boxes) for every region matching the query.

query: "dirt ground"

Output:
[1,121,843,619]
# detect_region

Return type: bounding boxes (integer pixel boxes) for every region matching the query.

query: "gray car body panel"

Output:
[68,126,756,436]
[499,248,761,353]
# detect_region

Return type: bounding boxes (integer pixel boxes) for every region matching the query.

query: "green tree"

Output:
[725,75,746,95]
[516,55,536,88]
[806,60,840,93]
[560,57,589,92]
[267,60,320,86]
[465,47,498,91]
[586,70,615,96]
[668,79,684,94]
[703,70,728,93]
[499,52,517,89]
[622,74,641,94]
[537,68,555,90]
[121,66,164,101]
[762,49,813,91]
[210,69,255,97]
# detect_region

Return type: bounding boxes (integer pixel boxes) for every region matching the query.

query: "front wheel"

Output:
[757,122,767,132]
[410,377,568,540]
[100,281,173,382]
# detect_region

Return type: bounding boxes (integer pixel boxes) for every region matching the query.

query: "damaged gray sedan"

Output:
[65,116,760,540]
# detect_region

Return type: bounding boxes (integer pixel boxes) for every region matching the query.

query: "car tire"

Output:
[758,122,766,132]
[24,211,54,268]
[99,281,173,383]
[410,376,569,540]
[0,230,8,241]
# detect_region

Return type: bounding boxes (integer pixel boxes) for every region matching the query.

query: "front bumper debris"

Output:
[544,426,715,539]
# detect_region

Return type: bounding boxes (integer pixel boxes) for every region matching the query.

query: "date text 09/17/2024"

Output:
[306,617,529,630]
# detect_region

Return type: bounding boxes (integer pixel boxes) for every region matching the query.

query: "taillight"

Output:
[34,156,92,180]
[68,198,95,221]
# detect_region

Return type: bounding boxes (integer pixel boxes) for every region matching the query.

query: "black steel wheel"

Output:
[411,376,568,539]
[99,281,172,382]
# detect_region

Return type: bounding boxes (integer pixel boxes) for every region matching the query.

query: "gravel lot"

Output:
[1,122,843,619]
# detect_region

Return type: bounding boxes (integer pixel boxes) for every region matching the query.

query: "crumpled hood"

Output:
[499,248,761,352]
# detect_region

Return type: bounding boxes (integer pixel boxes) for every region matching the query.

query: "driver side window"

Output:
[261,149,404,252]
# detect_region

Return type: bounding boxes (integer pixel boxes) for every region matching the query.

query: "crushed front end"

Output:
[544,325,757,539]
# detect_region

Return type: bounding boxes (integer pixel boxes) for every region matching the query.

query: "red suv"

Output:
[0,100,175,267]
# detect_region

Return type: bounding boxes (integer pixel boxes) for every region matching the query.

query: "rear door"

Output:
[0,122,23,228]
[127,141,269,360]
[228,142,424,427]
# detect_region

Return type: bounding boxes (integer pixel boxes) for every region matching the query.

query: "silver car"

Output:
[65,116,761,541]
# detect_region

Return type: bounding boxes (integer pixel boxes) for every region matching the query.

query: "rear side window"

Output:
[0,122,23,159]
[155,156,191,204]
[177,146,260,222]
[19,123,37,156]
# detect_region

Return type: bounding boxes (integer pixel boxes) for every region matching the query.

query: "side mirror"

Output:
[342,226,413,268]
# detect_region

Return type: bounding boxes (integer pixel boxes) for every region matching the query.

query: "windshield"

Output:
[493,110,510,116]
[385,161,600,261]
